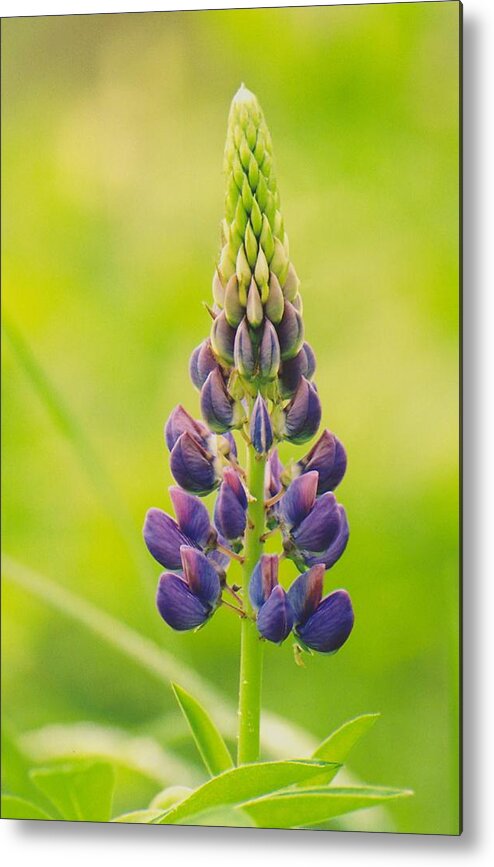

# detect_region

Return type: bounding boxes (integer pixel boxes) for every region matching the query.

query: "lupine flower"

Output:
[200,368,241,434]
[250,394,273,454]
[233,317,256,379]
[276,301,304,361]
[288,565,354,653]
[170,432,220,495]
[283,377,321,444]
[259,319,281,381]
[279,342,316,398]
[156,545,222,631]
[249,554,293,644]
[278,472,349,570]
[296,429,347,494]
[165,405,210,452]
[143,486,227,571]
[214,466,247,544]
[189,340,221,390]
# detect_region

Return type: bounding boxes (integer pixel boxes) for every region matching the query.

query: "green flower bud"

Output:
[239,135,251,170]
[255,172,268,211]
[250,198,263,237]
[260,214,275,263]
[264,272,285,324]
[270,237,289,285]
[236,244,251,289]
[246,119,257,149]
[241,176,253,213]
[282,262,300,302]
[248,154,259,191]
[232,153,244,189]
[246,279,263,328]
[234,197,248,237]
[218,244,236,282]
[254,247,269,300]
[245,221,258,268]
[224,274,244,326]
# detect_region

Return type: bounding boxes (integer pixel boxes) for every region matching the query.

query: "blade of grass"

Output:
[2,555,316,759]
[2,316,151,585]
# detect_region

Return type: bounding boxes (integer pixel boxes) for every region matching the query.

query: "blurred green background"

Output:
[2,2,460,835]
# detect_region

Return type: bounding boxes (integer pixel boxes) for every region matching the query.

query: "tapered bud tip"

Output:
[232,83,257,106]
[250,394,274,454]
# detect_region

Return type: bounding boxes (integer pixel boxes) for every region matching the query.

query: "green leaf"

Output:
[181,806,255,827]
[313,713,380,763]
[30,761,115,822]
[240,785,414,829]
[112,809,163,824]
[154,759,339,825]
[172,683,234,777]
[1,795,53,821]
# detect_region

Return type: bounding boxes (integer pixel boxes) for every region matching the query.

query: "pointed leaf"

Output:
[240,785,413,829]
[154,759,339,825]
[172,683,234,777]
[313,713,380,763]
[30,761,115,822]
[1,795,53,821]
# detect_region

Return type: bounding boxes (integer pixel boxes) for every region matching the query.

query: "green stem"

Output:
[237,444,266,764]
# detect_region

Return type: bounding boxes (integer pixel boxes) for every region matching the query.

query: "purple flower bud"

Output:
[259,319,281,381]
[201,368,235,433]
[276,301,304,361]
[256,585,294,644]
[169,486,216,549]
[283,377,321,445]
[156,546,221,632]
[279,471,318,531]
[297,430,347,494]
[165,405,210,452]
[287,564,325,625]
[143,489,217,570]
[292,493,343,555]
[143,508,191,570]
[210,311,236,365]
[296,589,354,654]
[303,507,349,570]
[189,340,219,391]
[214,467,247,541]
[234,317,256,379]
[303,342,316,379]
[249,554,279,610]
[170,431,220,495]
[250,394,273,454]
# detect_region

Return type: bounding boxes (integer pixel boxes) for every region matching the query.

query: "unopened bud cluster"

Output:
[144,86,354,657]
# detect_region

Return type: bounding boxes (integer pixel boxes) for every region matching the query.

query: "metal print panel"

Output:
[1,1,461,835]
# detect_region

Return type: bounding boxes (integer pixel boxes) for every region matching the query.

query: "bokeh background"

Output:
[2,2,460,835]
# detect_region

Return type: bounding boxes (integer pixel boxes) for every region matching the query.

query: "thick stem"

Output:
[237,444,266,764]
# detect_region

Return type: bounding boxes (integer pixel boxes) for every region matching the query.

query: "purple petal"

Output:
[156,572,211,631]
[169,486,214,547]
[250,394,273,454]
[284,378,322,445]
[279,471,318,530]
[200,368,234,433]
[297,589,354,653]
[257,586,294,644]
[143,508,192,570]
[249,554,279,610]
[234,317,256,379]
[259,319,281,381]
[302,342,317,379]
[278,349,308,399]
[165,405,210,451]
[214,479,247,541]
[304,506,350,570]
[293,493,341,552]
[287,564,325,625]
[170,432,219,496]
[299,430,347,494]
[222,466,248,509]
[276,301,304,361]
[210,310,236,365]
[222,431,237,459]
[179,545,221,608]
[190,340,219,390]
